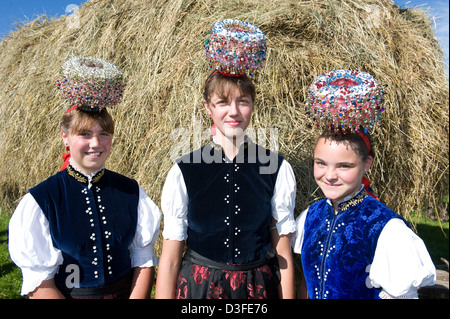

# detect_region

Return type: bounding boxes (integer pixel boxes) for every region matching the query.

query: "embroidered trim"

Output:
[209,140,223,152]
[338,189,368,211]
[208,138,250,152]
[91,170,104,184]
[67,164,105,185]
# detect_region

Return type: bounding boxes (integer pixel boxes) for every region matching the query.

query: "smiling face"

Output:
[203,72,256,143]
[60,109,114,175]
[61,123,112,175]
[204,86,253,141]
[314,137,373,209]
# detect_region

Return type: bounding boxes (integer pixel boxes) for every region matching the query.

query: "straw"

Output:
[0,0,448,253]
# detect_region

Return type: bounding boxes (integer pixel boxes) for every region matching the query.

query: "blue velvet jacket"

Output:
[29,164,139,289]
[177,140,283,264]
[301,189,406,299]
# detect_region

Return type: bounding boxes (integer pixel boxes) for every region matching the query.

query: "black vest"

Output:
[177,141,283,264]
[29,165,139,289]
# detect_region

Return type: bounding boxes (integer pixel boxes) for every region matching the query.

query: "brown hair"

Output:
[203,71,256,103]
[318,129,374,160]
[60,108,115,135]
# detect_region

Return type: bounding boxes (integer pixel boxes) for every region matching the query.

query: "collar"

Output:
[210,135,250,151]
[66,159,105,188]
[326,185,368,212]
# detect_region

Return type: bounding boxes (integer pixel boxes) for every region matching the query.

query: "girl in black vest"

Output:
[9,57,161,299]
[156,19,297,300]
[156,70,297,299]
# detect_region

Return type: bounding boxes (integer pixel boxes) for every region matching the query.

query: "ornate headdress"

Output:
[204,19,266,77]
[306,69,387,200]
[305,69,386,134]
[56,56,124,170]
[56,56,125,113]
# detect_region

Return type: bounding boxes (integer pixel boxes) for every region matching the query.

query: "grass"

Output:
[0,210,23,299]
[0,0,448,225]
[408,211,449,265]
[0,0,447,300]
[0,206,448,299]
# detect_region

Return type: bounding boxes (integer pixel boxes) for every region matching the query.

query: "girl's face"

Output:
[203,86,253,141]
[314,137,373,208]
[61,122,112,175]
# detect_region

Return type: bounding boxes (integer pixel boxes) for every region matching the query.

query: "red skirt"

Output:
[176,249,280,299]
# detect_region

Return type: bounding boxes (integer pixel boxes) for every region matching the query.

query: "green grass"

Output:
[0,208,448,299]
[0,210,23,299]
[408,211,449,265]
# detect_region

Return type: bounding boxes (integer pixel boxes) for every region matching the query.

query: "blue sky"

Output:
[397,0,449,67]
[0,1,87,36]
[0,0,448,66]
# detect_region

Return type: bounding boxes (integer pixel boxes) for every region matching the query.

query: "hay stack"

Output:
[0,0,448,226]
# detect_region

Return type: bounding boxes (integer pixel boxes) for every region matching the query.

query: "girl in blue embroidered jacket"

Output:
[292,132,436,299]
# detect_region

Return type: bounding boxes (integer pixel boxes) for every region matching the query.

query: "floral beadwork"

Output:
[56,56,124,112]
[204,19,266,77]
[306,69,386,133]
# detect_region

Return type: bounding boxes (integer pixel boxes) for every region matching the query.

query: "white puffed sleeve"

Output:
[129,186,162,268]
[271,160,297,235]
[161,164,189,241]
[291,207,308,254]
[368,218,437,298]
[8,193,64,295]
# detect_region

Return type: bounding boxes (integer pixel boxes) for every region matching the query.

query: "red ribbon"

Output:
[60,152,71,171]
[362,176,378,200]
[206,70,245,83]
[357,131,371,154]
[65,105,78,113]
[217,71,244,77]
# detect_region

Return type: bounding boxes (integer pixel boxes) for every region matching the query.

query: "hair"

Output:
[203,71,256,103]
[60,108,115,135]
[317,129,374,160]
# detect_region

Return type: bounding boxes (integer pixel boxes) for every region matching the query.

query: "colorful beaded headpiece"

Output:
[56,56,125,112]
[204,19,266,77]
[305,69,386,133]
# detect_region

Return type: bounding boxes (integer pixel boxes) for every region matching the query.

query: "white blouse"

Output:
[161,159,297,241]
[291,199,437,299]
[9,185,162,296]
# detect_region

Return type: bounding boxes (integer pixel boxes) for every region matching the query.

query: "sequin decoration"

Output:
[56,56,124,112]
[305,69,386,133]
[204,19,266,77]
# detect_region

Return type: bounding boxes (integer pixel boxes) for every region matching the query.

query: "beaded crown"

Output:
[56,56,124,112]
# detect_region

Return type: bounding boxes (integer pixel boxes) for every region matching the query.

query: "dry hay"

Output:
[0,0,448,229]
